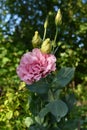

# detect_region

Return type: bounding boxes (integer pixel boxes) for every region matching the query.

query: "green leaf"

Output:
[35,116,44,125]
[24,117,34,128]
[39,99,68,121]
[39,107,49,118]
[26,78,49,94]
[47,100,68,119]
[48,89,55,102]
[6,111,13,119]
[65,93,76,110]
[52,67,75,88]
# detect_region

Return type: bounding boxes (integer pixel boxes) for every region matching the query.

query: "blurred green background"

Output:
[0,0,87,129]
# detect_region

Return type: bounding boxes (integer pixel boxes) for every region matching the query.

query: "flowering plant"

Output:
[17,9,75,130]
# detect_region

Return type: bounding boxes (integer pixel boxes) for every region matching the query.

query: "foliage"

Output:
[25,67,75,129]
[0,36,30,129]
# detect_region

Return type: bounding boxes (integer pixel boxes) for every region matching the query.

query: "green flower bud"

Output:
[44,17,48,29]
[32,31,42,48]
[41,38,52,54]
[55,9,62,26]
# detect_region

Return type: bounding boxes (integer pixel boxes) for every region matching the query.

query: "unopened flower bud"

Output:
[32,31,42,48]
[44,17,48,29]
[55,9,62,26]
[41,38,52,54]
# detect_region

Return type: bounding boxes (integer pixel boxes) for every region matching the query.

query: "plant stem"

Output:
[54,27,58,43]
[52,27,59,54]
[49,89,55,101]
[43,28,47,41]
[54,46,59,54]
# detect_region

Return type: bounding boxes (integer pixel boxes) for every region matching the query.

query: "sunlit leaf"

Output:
[24,117,34,128]
[6,111,13,119]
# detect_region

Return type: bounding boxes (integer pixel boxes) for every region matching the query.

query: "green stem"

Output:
[54,27,58,43]
[43,28,47,41]
[54,46,59,54]
[49,89,55,101]
[52,27,59,53]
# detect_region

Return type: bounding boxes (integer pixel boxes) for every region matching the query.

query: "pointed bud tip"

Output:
[55,9,62,26]
[35,31,38,34]
[32,31,42,48]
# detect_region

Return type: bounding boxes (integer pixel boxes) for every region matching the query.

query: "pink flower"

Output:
[17,48,56,84]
